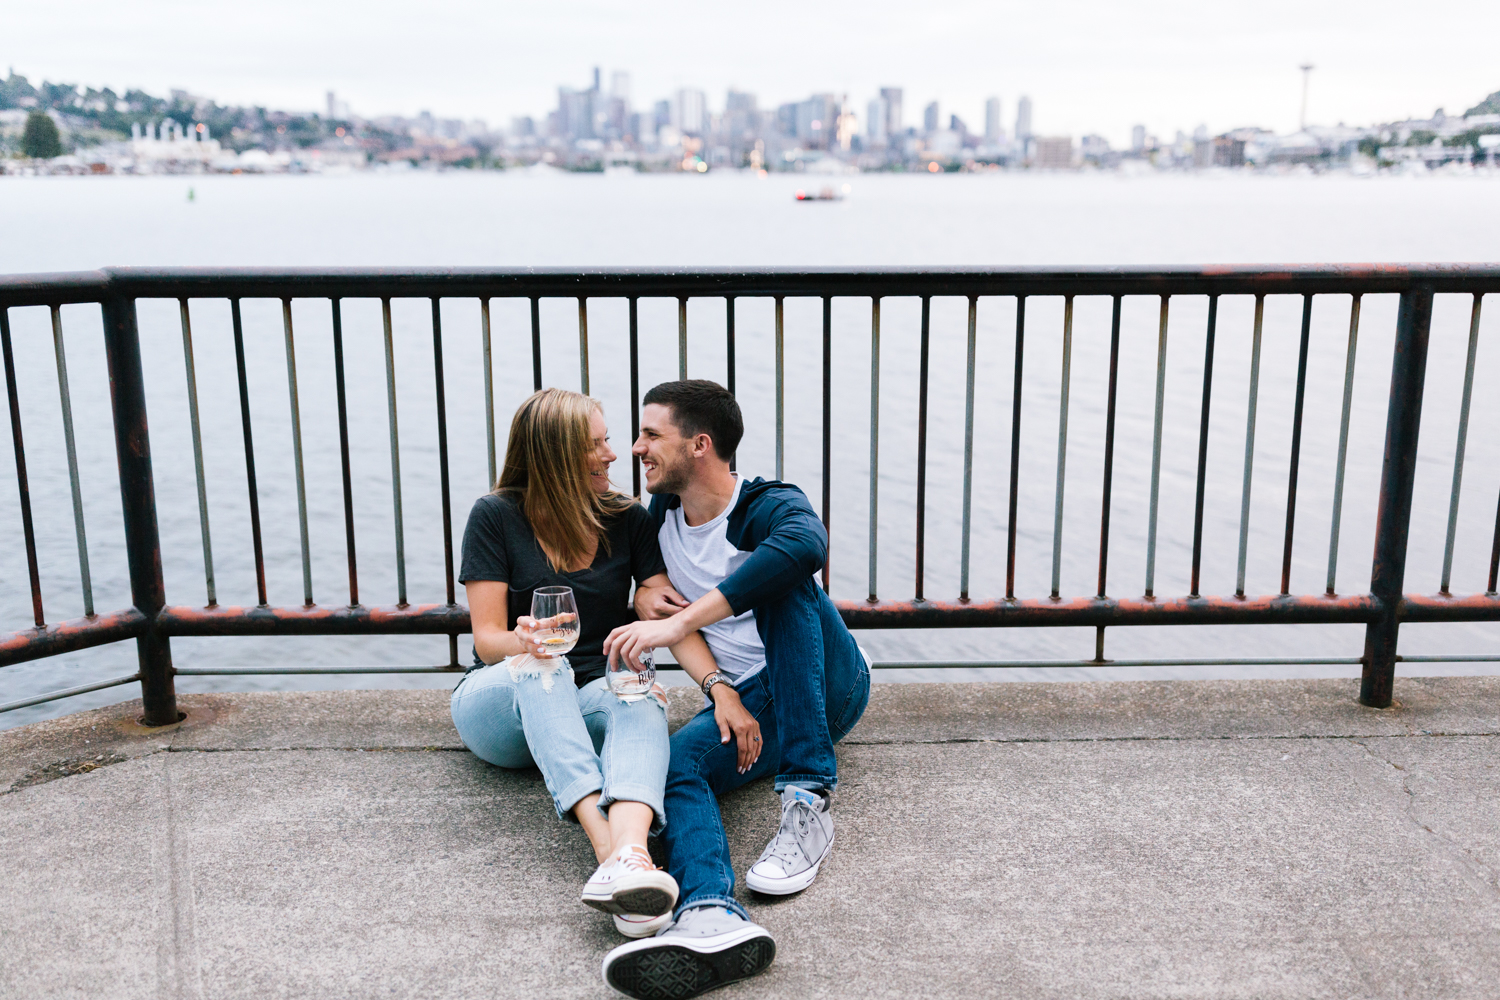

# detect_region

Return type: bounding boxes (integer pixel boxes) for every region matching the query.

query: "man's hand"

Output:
[604,618,689,672]
[634,583,690,621]
[712,684,762,774]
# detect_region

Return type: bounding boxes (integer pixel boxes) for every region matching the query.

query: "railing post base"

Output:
[137,631,179,726]
[1359,620,1397,708]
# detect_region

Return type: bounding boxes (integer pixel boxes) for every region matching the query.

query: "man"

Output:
[600,379,870,1000]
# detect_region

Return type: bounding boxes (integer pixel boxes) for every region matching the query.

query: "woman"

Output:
[451,388,754,939]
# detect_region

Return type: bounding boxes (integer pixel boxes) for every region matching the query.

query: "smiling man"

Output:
[599,379,871,999]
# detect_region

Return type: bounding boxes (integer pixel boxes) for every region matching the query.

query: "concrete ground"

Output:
[2,677,1498,1000]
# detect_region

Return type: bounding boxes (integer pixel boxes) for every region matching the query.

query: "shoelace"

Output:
[763,800,815,864]
[616,846,657,873]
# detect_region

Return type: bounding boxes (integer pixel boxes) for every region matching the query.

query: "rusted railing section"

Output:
[2,266,1499,721]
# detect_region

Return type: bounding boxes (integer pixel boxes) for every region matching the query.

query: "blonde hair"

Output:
[495,388,632,572]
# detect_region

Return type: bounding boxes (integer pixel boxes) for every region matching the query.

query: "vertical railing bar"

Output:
[331,298,359,607]
[1006,296,1026,601]
[382,298,407,606]
[231,299,268,606]
[1050,295,1073,600]
[282,298,313,606]
[629,297,641,498]
[481,298,496,488]
[726,296,736,473]
[1236,295,1264,598]
[914,295,931,601]
[1280,294,1313,596]
[960,295,977,601]
[178,298,216,606]
[51,305,94,617]
[578,296,590,395]
[1489,484,1500,596]
[1097,296,1122,600]
[1,308,44,628]
[775,296,785,481]
[678,296,688,380]
[1361,287,1434,708]
[101,295,176,725]
[1327,294,1362,595]
[867,297,881,603]
[1189,295,1218,599]
[529,296,542,391]
[1440,293,1483,595]
[820,295,831,592]
[433,298,456,608]
[1144,295,1169,599]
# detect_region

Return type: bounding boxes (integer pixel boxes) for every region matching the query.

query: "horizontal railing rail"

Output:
[2,266,1498,723]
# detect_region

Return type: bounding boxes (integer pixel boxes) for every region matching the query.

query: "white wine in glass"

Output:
[609,647,656,703]
[530,586,580,657]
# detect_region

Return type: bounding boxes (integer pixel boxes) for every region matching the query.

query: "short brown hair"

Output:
[643,380,743,461]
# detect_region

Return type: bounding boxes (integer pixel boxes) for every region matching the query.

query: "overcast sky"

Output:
[7,0,1498,144]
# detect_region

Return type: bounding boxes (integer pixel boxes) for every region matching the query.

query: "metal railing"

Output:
[2,266,1498,725]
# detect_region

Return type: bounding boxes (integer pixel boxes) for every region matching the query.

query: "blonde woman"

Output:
[451,389,756,937]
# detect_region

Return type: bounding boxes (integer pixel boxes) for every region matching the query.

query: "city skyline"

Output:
[6,0,1499,148]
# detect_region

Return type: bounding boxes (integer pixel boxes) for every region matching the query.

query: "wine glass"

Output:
[529,587,579,658]
[609,647,656,703]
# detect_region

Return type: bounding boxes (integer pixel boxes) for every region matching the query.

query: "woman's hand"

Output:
[514,615,559,658]
[712,685,762,774]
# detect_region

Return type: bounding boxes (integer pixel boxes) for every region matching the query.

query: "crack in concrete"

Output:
[844,729,1500,746]
[1353,737,1500,903]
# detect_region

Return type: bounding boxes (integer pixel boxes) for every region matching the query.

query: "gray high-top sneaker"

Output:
[745,786,834,895]
[602,905,775,999]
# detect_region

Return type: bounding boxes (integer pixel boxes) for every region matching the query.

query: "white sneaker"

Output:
[613,911,672,938]
[745,786,834,895]
[582,845,679,917]
[603,905,775,999]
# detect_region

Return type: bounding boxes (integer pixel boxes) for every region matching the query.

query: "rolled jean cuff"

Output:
[678,894,749,922]
[774,773,837,793]
[598,782,667,837]
[553,773,605,823]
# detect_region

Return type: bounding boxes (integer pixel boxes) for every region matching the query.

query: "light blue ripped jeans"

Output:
[450,656,670,835]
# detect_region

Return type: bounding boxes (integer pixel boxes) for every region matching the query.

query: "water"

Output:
[3,170,1499,729]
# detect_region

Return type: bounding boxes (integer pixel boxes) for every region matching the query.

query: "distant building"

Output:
[1015,96,1033,140]
[923,101,940,134]
[879,87,903,135]
[673,88,706,135]
[1213,136,1246,167]
[611,71,631,105]
[984,97,1002,141]
[1080,134,1110,161]
[867,97,888,144]
[1033,135,1072,168]
[1131,124,1146,151]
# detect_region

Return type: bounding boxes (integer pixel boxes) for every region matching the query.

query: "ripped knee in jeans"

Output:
[504,653,573,693]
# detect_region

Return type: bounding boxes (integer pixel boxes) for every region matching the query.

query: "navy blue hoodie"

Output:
[646,477,827,621]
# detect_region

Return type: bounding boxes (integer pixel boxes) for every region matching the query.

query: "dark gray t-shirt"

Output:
[459,492,667,686]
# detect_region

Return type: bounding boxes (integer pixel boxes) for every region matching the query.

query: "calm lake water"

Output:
[3,170,1498,728]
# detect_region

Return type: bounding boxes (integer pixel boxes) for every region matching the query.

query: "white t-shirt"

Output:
[657,474,767,686]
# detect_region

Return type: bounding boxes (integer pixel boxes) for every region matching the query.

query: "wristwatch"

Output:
[701,671,727,698]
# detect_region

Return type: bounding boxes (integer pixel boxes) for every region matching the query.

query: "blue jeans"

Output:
[450,658,670,834]
[660,580,871,918]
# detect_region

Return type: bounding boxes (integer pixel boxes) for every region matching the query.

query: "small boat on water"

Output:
[795,186,843,202]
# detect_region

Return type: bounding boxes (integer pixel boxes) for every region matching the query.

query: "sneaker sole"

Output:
[582,872,679,916]
[603,929,775,1000]
[744,833,834,896]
